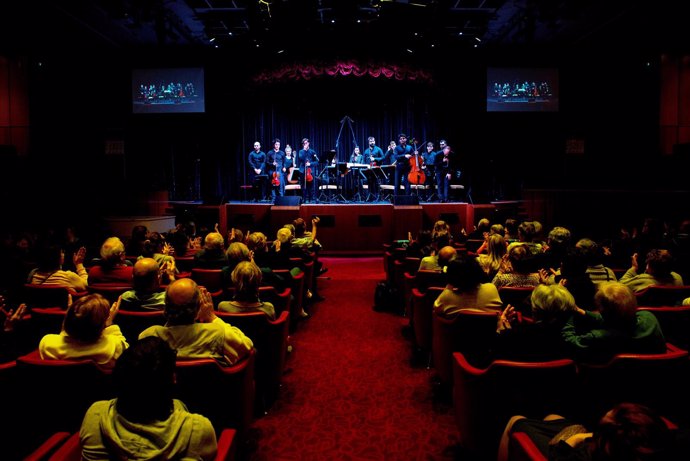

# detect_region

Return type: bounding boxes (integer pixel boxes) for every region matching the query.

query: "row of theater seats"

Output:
[452,344,690,460]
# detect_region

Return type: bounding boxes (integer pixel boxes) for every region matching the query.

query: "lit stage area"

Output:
[167,201,525,255]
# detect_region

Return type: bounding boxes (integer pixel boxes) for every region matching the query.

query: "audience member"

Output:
[218,261,276,320]
[120,258,170,310]
[39,293,128,368]
[28,243,89,292]
[576,238,618,284]
[80,336,217,461]
[561,281,666,362]
[138,278,253,365]
[619,249,684,293]
[476,233,507,281]
[419,245,457,272]
[0,295,27,362]
[88,237,133,284]
[433,255,503,318]
[140,232,178,283]
[498,402,681,461]
[492,244,540,289]
[193,230,228,269]
[493,284,576,361]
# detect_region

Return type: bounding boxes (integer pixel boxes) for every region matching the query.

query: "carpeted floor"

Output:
[245,256,460,461]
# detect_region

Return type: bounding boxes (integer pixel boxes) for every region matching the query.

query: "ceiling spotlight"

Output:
[214,44,219,48]
[209,37,216,42]
[331,19,336,23]
[458,32,463,36]
[277,49,284,54]
[474,44,478,48]
[357,19,361,23]
[430,44,435,48]
[406,48,413,54]
[228,32,233,36]
[474,36,481,42]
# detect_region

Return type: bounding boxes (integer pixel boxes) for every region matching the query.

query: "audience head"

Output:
[293,218,307,237]
[490,223,505,236]
[36,243,64,272]
[576,238,605,266]
[530,284,576,323]
[228,228,244,244]
[246,232,268,253]
[142,232,166,257]
[231,261,262,302]
[276,228,292,245]
[487,234,507,260]
[114,336,176,423]
[644,249,674,277]
[226,242,251,267]
[476,218,491,234]
[592,402,674,461]
[559,246,588,279]
[594,281,638,330]
[62,294,111,342]
[507,244,533,274]
[164,278,201,325]
[504,218,519,238]
[517,221,536,243]
[437,245,458,269]
[203,231,224,250]
[283,224,295,239]
[446,255,485,291]
[547,226,571,250]
[99,237,127,266]
[129,225,148,252]
[132,257,161,293]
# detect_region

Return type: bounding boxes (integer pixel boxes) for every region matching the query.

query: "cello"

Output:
[408,138,426,185]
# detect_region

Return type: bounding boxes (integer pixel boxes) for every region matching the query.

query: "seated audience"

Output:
[492,244,541,289]
[619,249,684,293]
[476,233,507,281]
[576,237,618,284]
[493,284,576,361]
[193,230,228,269]
[0,296,27,362]
[80,336,217,461]
[562,281,666,363]
[218,261,276,320]
[433,255,503,318]
[120,258,171,311]
[498,402,681,461]
[39,293,128,368]
[139,232,178,283]
[28,243,88,292]
[125,225,148,257]
[138,278,253,365]
[88,237,133,284]
[419,245,457,272]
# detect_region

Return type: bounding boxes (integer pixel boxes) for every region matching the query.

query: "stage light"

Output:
[474,36,481,42]
[209,37,216,42]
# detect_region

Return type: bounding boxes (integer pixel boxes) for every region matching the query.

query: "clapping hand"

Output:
[1,296,27,332]
[496,305,516,333]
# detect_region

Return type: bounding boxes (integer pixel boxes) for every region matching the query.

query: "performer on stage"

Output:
[363,137,385,200]
[394,133,413,195]
[350,146,363,164]
[434,143,456,203]
[283,144,297,184]
[248,141,267,201]
[267,138,286,199]
[298,138,320,203]
[422,141,437,201]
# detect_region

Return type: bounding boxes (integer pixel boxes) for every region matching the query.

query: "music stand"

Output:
[365,167,387,202]
[332,162,349,203]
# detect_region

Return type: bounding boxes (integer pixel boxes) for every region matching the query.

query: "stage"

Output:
[164,201,525,255]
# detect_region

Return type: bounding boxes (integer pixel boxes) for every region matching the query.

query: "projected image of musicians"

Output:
[298,138,319,203]
[248,141,267,202]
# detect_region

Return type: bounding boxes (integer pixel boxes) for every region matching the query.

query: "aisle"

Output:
[246,257,458,460]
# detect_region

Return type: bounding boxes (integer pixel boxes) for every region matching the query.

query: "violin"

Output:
[407,139,426,185]
[272,171,280,186]
[306,166,313,182]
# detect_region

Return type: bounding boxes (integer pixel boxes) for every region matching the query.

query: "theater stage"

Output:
[167,201,522,255]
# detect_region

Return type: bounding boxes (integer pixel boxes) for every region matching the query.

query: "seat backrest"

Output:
[87,284,132,304]
[174,349,256,437]
[414,270,446,292]
[452,351,578,458]
[16,350,114,436]
[635,285,690,307]
[272,269,304,331]
[191,268,225,293]
[23,284,72,309]
[432,310,498,386]
[508,432,547,461]
[410,287,443,354]
[29,307,66,340]
[498,286,535,317]
[577,343,690,423]
[638,306,690,350]
[215,310,289,410]
[115,309,166,342]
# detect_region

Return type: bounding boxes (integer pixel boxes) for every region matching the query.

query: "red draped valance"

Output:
[253,60,433,84]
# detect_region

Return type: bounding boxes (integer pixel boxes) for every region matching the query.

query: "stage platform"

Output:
[166,201,525,254]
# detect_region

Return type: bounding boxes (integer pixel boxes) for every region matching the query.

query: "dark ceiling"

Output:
[1,1,686,60]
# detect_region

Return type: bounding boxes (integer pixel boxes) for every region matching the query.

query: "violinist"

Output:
[434,143,454,203]
[248,141,267,202]
[267,138,286,199]
[422,142,437,199]
[394,133,413,196]
[298,137,320,203]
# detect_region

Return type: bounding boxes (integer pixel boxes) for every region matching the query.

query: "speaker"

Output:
[274,196,302,206]
[393,195,419,206]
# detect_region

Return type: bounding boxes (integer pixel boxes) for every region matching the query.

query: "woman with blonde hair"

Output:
[218,261,275,320]
[477,233,508,281]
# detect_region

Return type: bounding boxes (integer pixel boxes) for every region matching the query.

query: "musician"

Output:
[349,146,365,200]
[394,133,413,195]
[363,137,385,199]
[434,144,455,203]
[298,138,320,203]
[267,138,286,199]
[350,146,364,164]
[248,141,267,201]
[422,141,437,200]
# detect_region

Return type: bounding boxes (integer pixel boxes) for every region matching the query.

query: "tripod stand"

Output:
[334,115,358,164]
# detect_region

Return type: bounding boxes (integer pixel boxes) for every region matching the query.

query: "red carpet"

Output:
[246,257,459,460]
